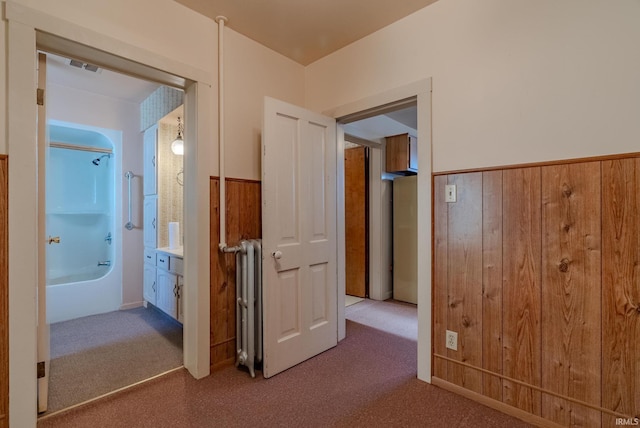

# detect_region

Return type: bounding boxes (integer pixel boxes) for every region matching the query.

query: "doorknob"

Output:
[48,236,61,245]
[272,250,282,260]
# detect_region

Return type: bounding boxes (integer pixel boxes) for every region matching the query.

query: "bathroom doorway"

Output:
[39,51,185,416]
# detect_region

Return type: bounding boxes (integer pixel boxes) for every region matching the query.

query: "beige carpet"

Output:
[346,298,417,341]
[38,317,533,428]
[43,306,183,415]
[344,294,364,307]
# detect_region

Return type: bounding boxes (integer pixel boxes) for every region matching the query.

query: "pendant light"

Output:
[171,116,184,155]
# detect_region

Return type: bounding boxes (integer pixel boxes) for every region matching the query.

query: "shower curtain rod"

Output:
[50,141,113,154]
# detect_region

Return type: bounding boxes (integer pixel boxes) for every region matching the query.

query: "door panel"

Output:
[263,97,337,378]
[345,147,367,297]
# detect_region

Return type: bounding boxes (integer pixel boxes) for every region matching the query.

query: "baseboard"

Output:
[431,377,563,428]
[120,301,144,311]
[211,357,235,373]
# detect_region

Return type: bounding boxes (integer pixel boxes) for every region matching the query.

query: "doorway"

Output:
[40,51,185,415]
[7,13,212,424]
[340,102,419,340]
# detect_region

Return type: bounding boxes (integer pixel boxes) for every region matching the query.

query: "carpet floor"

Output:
[346,298,417,341]
[43,306,183,414]
[39,301,532,428]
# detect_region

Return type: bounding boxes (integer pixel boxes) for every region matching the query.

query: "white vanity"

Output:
[143,246,184,323]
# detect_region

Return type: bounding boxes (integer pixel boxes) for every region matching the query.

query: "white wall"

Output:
[0,20,6,154]
[225,29,305,180]
[305,0,640,172]
[48,82,144,308]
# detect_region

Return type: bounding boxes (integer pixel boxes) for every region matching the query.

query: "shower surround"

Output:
[46,122,123,323]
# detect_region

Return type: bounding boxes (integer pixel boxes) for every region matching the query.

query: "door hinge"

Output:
[37,361,46,379]
[37,88,45,106]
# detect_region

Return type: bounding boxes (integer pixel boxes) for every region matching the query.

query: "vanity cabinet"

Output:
[154,249,184,323]
[143,124,157,196]
[385,133,417,174]
[156,268,178,319]
[143,196,157,249]
[143,249,157,305]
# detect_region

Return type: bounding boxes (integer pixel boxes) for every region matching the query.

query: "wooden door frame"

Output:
[328,78,432,382]
[5,4,213,425]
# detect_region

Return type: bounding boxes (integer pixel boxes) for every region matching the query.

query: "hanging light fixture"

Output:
[171,116,184,155]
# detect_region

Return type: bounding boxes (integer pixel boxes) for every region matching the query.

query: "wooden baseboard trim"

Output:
[432,377,563,428]
[433,353,629,419]
[211,357,235,372]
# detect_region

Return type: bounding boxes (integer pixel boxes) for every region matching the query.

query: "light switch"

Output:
[445,184,457,203]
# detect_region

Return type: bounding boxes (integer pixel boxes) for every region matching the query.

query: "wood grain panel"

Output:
[502,167,542,415]
[345,147,366,298]
[210,177,262,371]
[602,159,640,425]
[433,174,449,380]
[541,162,602,426]
[385,133,410,173]
[482,170,503,401]
[0,156,8,428]
[447,173,483,393]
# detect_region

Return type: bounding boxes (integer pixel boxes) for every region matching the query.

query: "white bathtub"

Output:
[46,121,123,324]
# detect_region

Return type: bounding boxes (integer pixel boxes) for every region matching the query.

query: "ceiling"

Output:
[175,0,439,65]
[46,53,159,104]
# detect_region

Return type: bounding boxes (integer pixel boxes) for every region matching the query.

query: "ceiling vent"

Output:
[68,59,101,73]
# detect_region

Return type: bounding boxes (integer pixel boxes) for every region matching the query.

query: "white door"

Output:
[262,97,338,378]
[36,52,50,413]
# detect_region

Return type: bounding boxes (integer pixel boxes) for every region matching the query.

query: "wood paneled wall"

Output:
[433,156,640,427]
[0,155,8,428]
[210,177,261,371]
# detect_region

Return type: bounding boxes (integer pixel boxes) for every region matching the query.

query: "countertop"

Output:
[156,246,183,258]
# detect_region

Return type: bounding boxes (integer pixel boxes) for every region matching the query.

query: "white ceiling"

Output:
[175,0,439,65]
[45,53,160,104]
[344,106,417,144]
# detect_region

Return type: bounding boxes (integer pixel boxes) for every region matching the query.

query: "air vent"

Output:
[68,59,101,73]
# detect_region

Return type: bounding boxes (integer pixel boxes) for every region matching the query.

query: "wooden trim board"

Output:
[0,155,8,428]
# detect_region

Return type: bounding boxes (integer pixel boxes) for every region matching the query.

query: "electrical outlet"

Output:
[445,184,457,203]
[446,330,458,351]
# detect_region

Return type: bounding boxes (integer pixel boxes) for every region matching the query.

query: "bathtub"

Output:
[46,121,123,324]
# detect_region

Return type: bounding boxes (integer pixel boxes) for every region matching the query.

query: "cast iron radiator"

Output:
[235,239,262,377]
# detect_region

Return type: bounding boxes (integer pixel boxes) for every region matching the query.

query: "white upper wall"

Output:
[16,0,216,73]
[225,29,305,180]
[305,0,640,172]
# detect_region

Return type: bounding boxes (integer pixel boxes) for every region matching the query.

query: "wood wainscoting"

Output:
[1,155,8,428]
[433,154,640,427]
[210,177,261,371]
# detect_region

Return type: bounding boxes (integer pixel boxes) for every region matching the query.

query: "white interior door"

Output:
[262,97,338,378]
[36,52,50,413]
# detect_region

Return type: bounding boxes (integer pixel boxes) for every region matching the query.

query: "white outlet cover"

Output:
[446,330,458,351]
